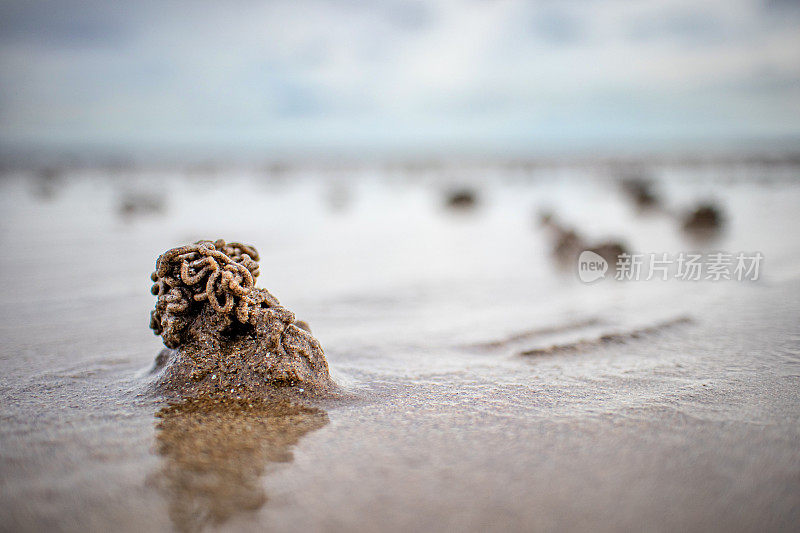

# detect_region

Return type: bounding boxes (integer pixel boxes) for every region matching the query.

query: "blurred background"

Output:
[0,0,798,163]
[1,0,799,343]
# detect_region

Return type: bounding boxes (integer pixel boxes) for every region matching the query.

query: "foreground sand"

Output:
[1,163,799,532]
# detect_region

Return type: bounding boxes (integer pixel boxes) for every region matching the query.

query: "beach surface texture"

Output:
[1,162,799,532]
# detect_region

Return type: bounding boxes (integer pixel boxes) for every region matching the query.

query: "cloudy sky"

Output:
[1,0,799,158]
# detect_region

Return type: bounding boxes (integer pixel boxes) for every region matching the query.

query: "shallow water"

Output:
[1,162,799,532]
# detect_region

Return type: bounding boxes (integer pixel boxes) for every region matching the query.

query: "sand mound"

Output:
[148,239,335,399]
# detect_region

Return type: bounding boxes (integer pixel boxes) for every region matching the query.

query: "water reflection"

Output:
[153,398,328,532]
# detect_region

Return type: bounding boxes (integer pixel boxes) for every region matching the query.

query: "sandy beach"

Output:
[1,161,799,532]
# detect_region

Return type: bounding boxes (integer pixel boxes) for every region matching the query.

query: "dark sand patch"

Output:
[152,398,328,532]
[518,316,692,357]
[467,318,602,350]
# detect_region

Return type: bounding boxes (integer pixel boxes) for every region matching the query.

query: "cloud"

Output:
[0,0,140,48]
[0,0,798,156]
[529,7,586,45]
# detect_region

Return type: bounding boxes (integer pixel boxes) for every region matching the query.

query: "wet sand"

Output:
[1,162,799,532]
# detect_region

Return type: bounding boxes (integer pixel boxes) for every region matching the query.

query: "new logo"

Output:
[577,250,608,283]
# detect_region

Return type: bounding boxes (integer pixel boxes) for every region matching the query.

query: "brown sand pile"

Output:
[148,239,335,399]
[682,202,724,233]
[539,213,628,267]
